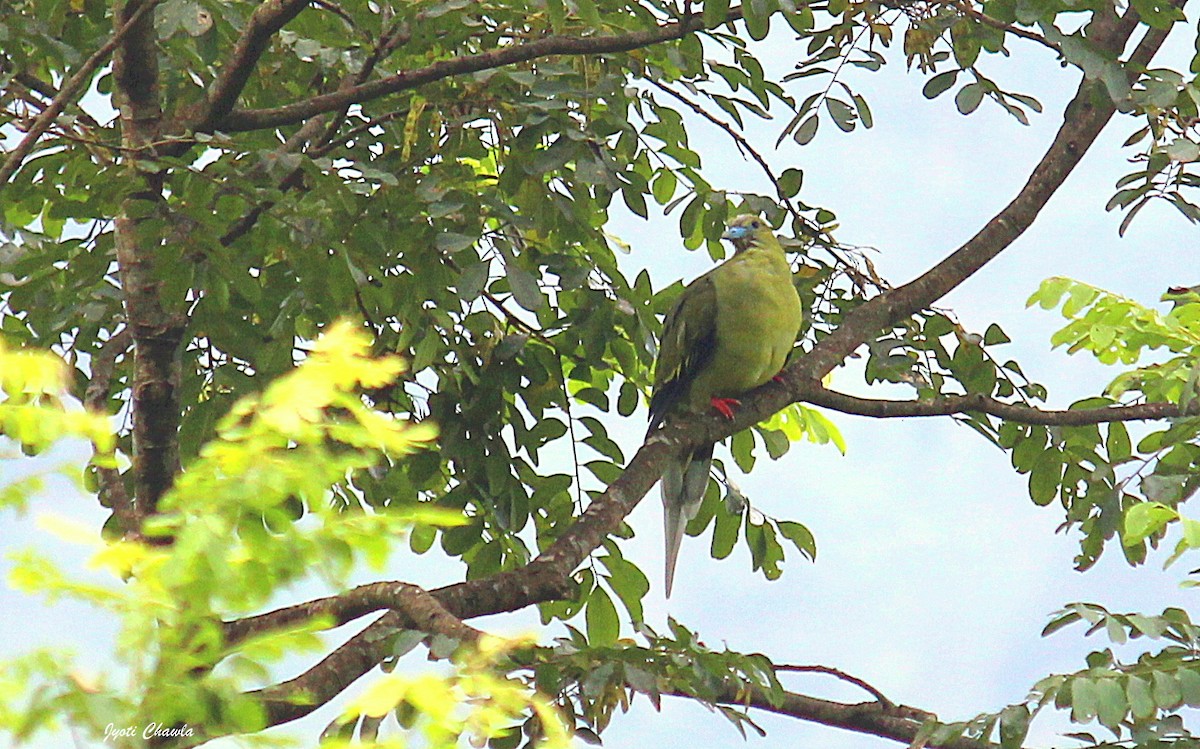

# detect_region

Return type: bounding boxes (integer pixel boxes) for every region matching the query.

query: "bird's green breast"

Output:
[684,246,802,410]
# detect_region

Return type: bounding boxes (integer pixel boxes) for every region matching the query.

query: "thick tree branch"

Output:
[211,9,742,132]
[188,0,314,133]
[248,3,1180,731]
[223,581,484,647]
[112,0,186,515]
[803,386,1186,425]
[0,0,163,188]
[695,684,997,749]
[254,560,580,724]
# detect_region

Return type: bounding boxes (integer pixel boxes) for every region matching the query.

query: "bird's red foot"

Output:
[710,397,741,420]
[771,372,786,384]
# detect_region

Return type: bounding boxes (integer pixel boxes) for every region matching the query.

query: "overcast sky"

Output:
[4,9,1200,749]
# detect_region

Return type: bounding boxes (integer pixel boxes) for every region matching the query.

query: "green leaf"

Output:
[711,501,741,559]
[1027,276,1074,310]
[743,0,771,40]
[622,183,649,218]
[1095,676,1128,729]
[794,115,819,145]
[1126,675,1155,721]
[778,168,804,198]
[826,97,856,132]
[983,323,1011,346]
[923,70,959,99]
[731,429,756,473]
[1178,667,1200,706]
[1043,609,1082,637]
[1152,670,1182,709]
[853,94,873,129]
[956,82,985,115]
[952,22,981,67]
[410,524,436,554]
[601,553,649,624]
[1123,502,1177,546]
[998,705,1030,749]
[1183,518,1200,549]
[435,232,476,253]
[574,0,602,27]
[703,0,732,28]
[651,170,678,205]
[617,381,640,417]
[1071,676,1098,721]
[506,266,546,311]
[777,520,816,561]
[1130,0,1186,28]
[585,585,620,646]
[1028,449,1063,506]
[1106,422,1132,462]
[759,426,790,459]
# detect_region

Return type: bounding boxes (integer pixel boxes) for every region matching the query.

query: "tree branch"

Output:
[112,0,186,515]
[188,0,314,133]
[0,0,164,188]
[803,386,1186,425]
[210,9,742,132]
[223,580,484,647]
[693,683,996,749]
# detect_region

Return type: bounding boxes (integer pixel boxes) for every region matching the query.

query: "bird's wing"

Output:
[648,272,719,431]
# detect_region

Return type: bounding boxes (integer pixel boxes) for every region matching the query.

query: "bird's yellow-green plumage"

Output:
[648,214,804,597]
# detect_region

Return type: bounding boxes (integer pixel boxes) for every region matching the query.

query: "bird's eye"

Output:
[750,220,760,229]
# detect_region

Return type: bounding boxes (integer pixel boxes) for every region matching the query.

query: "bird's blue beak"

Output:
[722,226,749,241]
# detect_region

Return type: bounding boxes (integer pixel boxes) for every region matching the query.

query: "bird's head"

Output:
[721,214,773,253]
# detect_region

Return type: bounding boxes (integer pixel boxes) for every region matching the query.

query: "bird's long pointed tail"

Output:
[661,443,713,597]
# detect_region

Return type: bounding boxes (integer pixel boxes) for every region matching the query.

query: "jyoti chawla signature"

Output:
[103,723,195,742]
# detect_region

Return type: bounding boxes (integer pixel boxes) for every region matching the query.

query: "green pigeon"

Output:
[648,214,804,597]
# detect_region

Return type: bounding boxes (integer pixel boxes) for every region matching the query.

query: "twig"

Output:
[952,1,1062,53]
[802,385,1188,426]
[776,664,896,707]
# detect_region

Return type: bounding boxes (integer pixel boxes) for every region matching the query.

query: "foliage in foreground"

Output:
[1,324,570,748]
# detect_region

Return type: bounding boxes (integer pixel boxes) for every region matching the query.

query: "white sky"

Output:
[4,9,1200,749]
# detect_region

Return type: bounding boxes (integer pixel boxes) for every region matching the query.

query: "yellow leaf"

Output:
[402,95,428,162]
[37,514,101,547]
[344,674,409,718]
[90,540,159,577]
